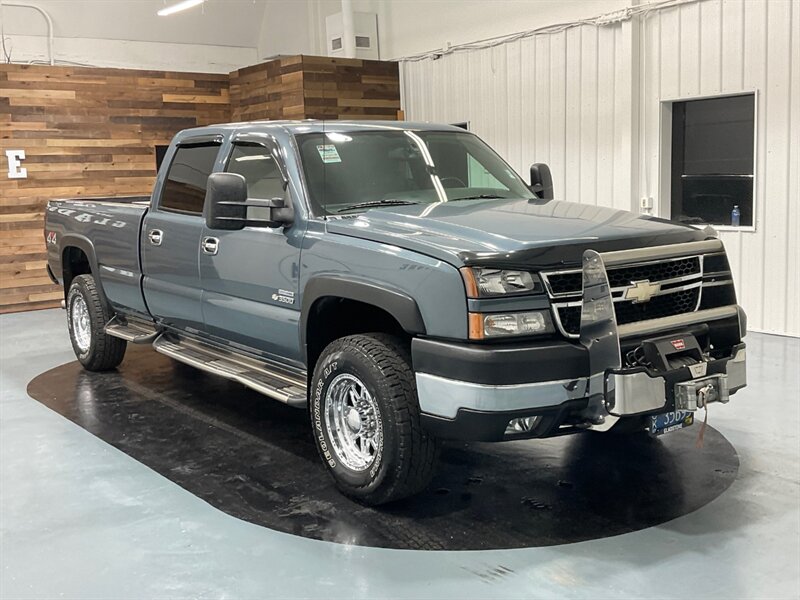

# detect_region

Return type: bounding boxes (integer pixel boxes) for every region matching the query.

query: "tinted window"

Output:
[296,130,533,215]
[160,144,220,214]
[226,143,285,199]
[426,136,513,191]
[671,94,754,227]
[226,142,287,223]
[154,145,169,172]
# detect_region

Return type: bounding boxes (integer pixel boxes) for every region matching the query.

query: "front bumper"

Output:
[415,341,745,441]
[414,242,747,442]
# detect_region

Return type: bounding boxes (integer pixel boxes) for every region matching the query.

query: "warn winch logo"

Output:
[671,339,686,350]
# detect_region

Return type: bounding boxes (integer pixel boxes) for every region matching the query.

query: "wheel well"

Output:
[306,297,409,378]
[62,246,91,293]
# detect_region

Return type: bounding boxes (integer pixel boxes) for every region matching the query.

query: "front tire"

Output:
[66,274,126,371]
[310,333,438,505]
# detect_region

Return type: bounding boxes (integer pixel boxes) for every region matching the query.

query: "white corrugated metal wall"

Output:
[401,0,799,336]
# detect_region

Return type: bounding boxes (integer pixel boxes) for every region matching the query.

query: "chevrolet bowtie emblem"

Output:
[623,279,661,303]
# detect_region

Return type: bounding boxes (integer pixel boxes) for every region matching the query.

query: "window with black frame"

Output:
[226,142,286,223]
[670,94,755,227]
[159,143,220,215]
[295,130,534,215]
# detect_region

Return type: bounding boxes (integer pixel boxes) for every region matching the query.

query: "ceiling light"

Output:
[157,0,204,17]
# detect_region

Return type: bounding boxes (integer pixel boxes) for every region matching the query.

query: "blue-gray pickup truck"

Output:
[44,121,747,504]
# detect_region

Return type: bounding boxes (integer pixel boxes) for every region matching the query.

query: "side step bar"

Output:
[105,316,161,344]
[153,335,308,408]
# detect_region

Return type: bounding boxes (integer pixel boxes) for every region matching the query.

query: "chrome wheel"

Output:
[324,373,382,472]
[71,294,91,353]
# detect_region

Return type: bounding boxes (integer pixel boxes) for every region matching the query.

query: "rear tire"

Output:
[310,333,439,505]
[66,274,126,371]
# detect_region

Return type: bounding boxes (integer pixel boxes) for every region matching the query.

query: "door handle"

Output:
[148,229,163,246]
[202,236,219,255]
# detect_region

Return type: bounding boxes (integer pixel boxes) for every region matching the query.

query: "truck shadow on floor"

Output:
[27,344,739,551]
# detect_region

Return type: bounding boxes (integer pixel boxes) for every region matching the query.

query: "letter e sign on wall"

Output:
[6,150,27,179]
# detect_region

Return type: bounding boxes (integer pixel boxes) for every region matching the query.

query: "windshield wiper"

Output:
[450,193,509,201]
[335,199,420,213]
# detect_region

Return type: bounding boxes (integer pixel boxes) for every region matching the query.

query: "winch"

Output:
[620,332,730,413]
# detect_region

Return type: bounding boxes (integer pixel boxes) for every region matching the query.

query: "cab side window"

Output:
[160,143,221,215]
[227,143,285,199]
[226,142,286,223]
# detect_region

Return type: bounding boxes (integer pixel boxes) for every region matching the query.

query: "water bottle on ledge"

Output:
[731,205,741,227]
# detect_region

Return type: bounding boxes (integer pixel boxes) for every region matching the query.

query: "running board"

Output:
[105,317,161,344]
[152,335,308,408]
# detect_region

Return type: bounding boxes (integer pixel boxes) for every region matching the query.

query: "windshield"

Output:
[295,130,534,214]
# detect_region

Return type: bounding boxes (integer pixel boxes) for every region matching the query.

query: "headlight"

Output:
[460,267,543,297]
[468,310,554,340]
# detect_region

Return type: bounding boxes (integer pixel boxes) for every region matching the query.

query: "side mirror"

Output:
[204,172,247,230]
[204,172,294,230]
[529,163,554,200]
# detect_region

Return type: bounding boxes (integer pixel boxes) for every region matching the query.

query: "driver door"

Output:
[199,138,305,366]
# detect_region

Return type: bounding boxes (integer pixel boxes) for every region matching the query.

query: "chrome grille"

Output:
[555,288,701,336]
[545,271,583,296]
[542,254,705,338]
[606,257,700,288]
[544,256,701,298]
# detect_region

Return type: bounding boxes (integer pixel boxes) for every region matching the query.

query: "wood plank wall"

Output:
[0,64,230,313]
[300,56,400,120]
[229,55,400,121]
[0,55,401,314]
[229,56,305,121]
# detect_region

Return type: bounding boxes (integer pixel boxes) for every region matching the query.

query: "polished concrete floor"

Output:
[24,344,742,551]
[1,309,799,599]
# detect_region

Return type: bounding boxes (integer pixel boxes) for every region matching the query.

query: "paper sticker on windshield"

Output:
[316,144,341,163]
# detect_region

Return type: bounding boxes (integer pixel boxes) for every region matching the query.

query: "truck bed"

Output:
[45,197,150,315]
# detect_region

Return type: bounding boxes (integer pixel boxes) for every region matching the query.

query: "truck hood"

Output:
[325,197,707,268]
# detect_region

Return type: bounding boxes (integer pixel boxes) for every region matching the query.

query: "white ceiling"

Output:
[0,0,267,48]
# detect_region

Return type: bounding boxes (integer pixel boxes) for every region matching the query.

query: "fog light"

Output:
[506,416,542,435]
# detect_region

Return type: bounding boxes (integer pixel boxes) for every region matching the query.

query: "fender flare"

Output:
[58,234,109,307]
[300,275,426,350]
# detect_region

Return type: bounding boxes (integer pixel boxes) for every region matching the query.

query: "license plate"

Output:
[649,410,694,436]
